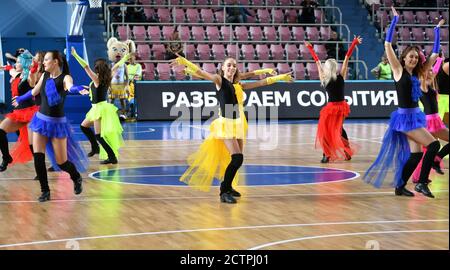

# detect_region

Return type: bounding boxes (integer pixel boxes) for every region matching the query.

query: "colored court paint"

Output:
[89,165,359,186]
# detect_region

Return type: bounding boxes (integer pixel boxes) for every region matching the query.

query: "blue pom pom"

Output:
[410,75,422,102]
[45,79,61,106]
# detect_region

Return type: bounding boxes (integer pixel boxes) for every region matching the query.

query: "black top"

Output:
[14,74,34,110]
[436,58,449,95]
[34,94,41,106]
[420,87,439,115]
[217,76,239,119]
[394,69,419,108]
[39,72,66,117]
[325,74,345,102]
[90,83,108,104]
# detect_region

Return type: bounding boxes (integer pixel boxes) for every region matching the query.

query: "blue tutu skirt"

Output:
[29,112,89,172]
[363,107,426,188]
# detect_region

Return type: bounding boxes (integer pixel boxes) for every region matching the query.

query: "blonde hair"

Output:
[321,59,338,87]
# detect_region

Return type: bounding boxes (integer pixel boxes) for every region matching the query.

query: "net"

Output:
[88,0,102,8]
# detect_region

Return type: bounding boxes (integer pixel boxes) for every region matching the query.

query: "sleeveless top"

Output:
[39,72,66,117]
[420,86,439,115]
[325,74,345,102]
[14,74,35,110]
[217,76,239,119]
[436,58,449,95]
[90,83,108,104]
[394,69,420,108]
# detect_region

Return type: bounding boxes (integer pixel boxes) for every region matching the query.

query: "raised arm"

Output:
[170,54,221,86]
[341,36,363,79]
[424,19,445,72]
[384,6,402,81]
[304,41,324,81]
[241,72,293,90]
[71,47,99,87]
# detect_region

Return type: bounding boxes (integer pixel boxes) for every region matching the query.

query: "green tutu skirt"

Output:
[86,101,124,160]
[438,94,449,119]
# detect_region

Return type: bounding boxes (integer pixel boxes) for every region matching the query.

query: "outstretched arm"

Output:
[304,41,324,81]
[12,73,45,107]
[241,72,293,90]
[240,68,277,80]
[170,54,221,86]
[71,47,100,87]
[64,74,89,95]
[384,6,402,81]
[341,35,363,79]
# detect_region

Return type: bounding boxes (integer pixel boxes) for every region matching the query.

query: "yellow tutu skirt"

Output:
[180,111,248,191]
[438,94,449,119]
[110,83,127,99]
[86,101,124,160]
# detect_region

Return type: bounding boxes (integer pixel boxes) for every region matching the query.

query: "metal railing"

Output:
[110,21,352,42]
[372,6,449,28]
[138,59,368,80]
[106,4,344,38]
[379,23,450,40]
[126,39,361,74]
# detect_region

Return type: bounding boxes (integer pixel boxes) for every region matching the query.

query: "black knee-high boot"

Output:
[341,128,352,160]
[220,154,244,203]
[437,143,449,159]
[415,141,441,198]
[0,129,13,171]
[341,128,348,140]
[395,152,423,196]
[57,160,83,195]
[80,125,99,157]
[433,143,449,174]
[95,134,117,164]
[418,141,440,183]
[29,145,39,180]
[34,152,50,202]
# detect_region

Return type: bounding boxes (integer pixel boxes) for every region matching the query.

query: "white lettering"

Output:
[175,92,191,107]
[297,91,311,106]
[162,92,175,108]
[274,91,291,106]
[190,91,203,107]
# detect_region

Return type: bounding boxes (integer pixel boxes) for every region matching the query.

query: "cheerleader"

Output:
[363,7,443,198]
[0,51,39,171]
[71,47,123,164]
[13,50,89,202]
[411,59,449,182]
[171,54,293,204]
[436,56,449,126]
[305,37,362,163]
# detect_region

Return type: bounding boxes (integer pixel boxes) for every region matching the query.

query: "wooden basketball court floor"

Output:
[0,119,448,250]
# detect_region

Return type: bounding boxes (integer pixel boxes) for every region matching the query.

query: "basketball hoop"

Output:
[88,0,102,8]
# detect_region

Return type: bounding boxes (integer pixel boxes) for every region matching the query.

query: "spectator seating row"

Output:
[117,25,332,42]
[136,43,331,60]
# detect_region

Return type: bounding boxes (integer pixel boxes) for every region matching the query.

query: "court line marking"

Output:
[94,170,358,178]
[248,230,449,250]
[88,164,360,187]
[0,190,447,204]
[0,219,446,249]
